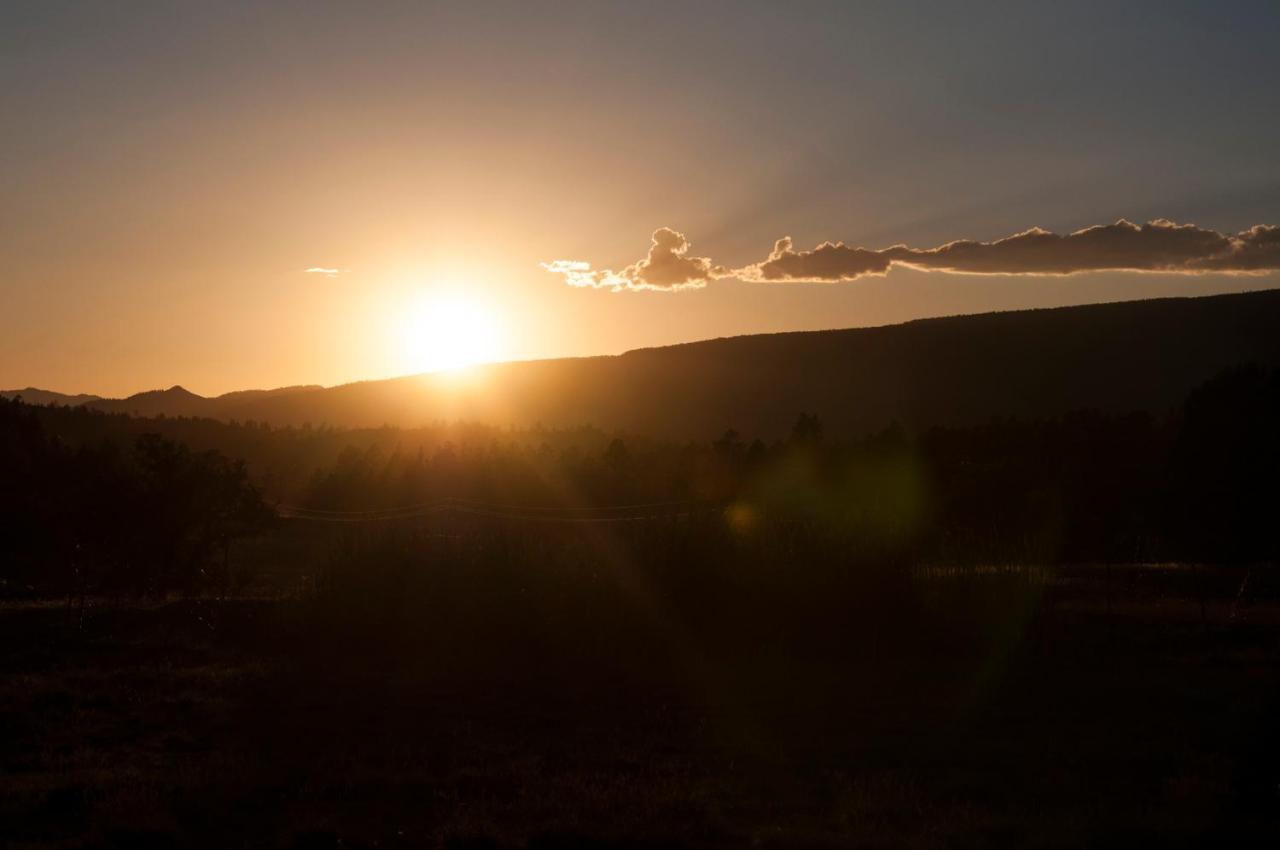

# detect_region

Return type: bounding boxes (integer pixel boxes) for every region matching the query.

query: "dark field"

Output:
[4,367,1279,848]
[4,552,1278,849]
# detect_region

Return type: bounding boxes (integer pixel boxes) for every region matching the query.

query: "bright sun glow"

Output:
[398,294,503,374]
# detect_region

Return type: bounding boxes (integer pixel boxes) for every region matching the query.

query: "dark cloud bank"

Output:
[545,219,1280,291]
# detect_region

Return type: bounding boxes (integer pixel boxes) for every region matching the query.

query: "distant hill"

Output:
[14,290,1280,438]
[87,385,210,418]
[85,384,322,419]
[0,388,101,407]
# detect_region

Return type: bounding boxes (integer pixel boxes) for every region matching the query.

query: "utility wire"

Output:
[275,496,722,523]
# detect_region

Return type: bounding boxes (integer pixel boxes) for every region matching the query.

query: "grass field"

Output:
[3,560,1278,849]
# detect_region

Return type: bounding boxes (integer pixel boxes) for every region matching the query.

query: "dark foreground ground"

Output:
[3,565,1279,849]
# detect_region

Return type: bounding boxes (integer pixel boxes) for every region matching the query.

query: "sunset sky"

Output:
[4,1,1279,397]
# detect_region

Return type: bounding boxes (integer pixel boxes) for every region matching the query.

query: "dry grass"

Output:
[2,566,1278,849]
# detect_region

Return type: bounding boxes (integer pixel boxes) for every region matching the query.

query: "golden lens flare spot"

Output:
[725,501,759,535]
[397,294,503,375]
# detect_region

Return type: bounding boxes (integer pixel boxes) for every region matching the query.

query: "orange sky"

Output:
[3,3,1278,397]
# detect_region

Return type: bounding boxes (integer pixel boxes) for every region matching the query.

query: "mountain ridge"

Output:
[0,388,103,407]
[9,289,1280,438]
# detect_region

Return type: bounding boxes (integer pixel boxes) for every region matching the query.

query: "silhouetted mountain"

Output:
[88,385,211,418]
[213,385,325,405]
[220,289,1280,437]
[83,384,324,420]
[15,290,1280,438]
[0,388,101,406]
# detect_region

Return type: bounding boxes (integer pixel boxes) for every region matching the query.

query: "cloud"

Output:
[1195,223,1280,271]
[739,219,1280,282]
[542,227,727,292]
[304,267,346,278]
[550,220,1280,291]
[891,219,1233,276]
[737,236,893,282]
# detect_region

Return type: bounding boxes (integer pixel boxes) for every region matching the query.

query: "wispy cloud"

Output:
[304,266,348,278]
[546,220,1280,290]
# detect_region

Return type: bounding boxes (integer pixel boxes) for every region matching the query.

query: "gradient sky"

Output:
[4,1,1279,396]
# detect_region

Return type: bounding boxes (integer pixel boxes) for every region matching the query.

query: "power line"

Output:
[446,496,702,513]
[275,496,722,524]
[276,499,449,516]
[443,505,717,523]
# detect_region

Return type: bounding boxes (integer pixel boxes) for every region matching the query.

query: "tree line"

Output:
[1,400,272,597]
[2,364,1276,597]
[295,364,1279,566]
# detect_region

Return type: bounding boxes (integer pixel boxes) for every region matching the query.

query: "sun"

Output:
[398,294,502,374]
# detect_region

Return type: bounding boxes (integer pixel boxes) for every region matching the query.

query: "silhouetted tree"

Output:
[0,402,273,598]
[604,438,630,469]
[790,413,824,446]
[1165,365,1280,563]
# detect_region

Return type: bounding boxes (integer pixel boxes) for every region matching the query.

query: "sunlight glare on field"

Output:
[397,293,503,375]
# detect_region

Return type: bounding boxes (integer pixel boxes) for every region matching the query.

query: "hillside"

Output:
[0,388,101,407]
[18,289,1280,439]
[85,384,323,419]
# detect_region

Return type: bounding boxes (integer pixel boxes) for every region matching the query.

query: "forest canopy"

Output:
[3,363,1277,597]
